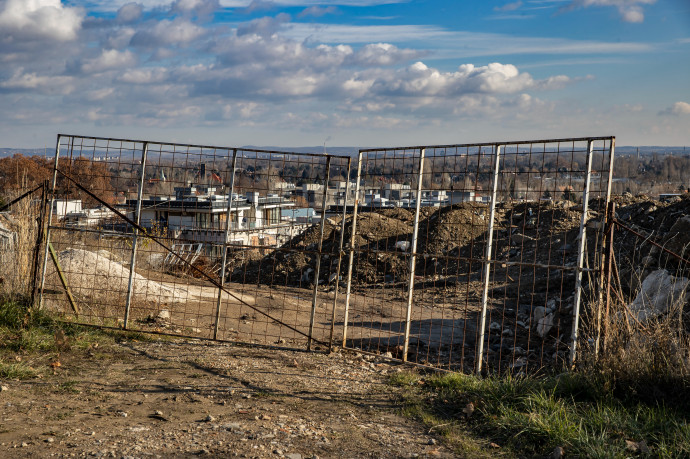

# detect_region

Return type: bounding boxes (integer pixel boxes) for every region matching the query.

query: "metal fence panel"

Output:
[342,137,615,373]
[38,135,350,351]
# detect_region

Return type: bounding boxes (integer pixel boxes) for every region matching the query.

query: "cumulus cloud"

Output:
[130,19,205,46]
[357,62,569,99]
[562,0,656,23]
[0,68,74,94]
[352,43,422,66]
[78,49,137,74]
[214,32,420,71]
[171,0,220,17]
[660,101,690,116]
[116,2,143,23]
[237,13,290,36]
[117,67,169,84]
[0,2,586,141]
[0,0,84,42]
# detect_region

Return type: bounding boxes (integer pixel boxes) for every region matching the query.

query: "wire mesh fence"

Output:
[341,138,615,374]
[38,135,351,350]
[35,134,615,373]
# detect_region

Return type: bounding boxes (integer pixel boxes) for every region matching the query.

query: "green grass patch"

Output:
[392,370,690,457]
[0,361,37,380]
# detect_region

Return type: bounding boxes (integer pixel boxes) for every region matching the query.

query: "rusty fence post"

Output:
[38,135,64,310]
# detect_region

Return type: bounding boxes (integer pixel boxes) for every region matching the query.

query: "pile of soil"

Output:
[47,248,189,302]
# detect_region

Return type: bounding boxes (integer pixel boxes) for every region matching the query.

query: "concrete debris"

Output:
[627,269,690,322]
[537,313,554,338]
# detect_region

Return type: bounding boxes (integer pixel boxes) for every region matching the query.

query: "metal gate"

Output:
[38,135,351,351]
[37,134,615,373]
[339,137,615,374]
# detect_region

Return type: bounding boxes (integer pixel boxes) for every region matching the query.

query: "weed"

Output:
[0,361,37,380]
[388,371,420,387]
[393,369,690,457]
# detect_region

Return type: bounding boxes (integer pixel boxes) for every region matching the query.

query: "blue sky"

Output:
[0,0,688,148]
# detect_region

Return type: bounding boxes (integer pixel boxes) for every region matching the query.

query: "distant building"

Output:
[53,199,82,219]
[122,186,298,252]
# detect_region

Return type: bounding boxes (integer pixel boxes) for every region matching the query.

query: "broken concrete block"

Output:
[537,313,554,338]
[533,306,546,327]
[628,269,690,322]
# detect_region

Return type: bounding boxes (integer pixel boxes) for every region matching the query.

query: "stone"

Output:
[204,415,216,422]
[537,313,554,338]
[628,269,690,322]
[0,385,8,392]
[157,309,171,321]
[533,307,546,327]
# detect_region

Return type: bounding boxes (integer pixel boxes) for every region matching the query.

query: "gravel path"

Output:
[0,339,456,458]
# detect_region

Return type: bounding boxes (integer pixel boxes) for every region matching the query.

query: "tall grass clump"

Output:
[0,190,40,300]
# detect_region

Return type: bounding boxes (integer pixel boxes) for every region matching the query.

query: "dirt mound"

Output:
[418,203,489,256]
[234,212,415,286]
[49,248,189,302]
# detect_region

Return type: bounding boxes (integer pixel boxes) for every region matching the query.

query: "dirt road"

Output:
[0,339,458,458]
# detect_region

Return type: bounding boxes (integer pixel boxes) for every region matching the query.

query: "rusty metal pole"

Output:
[123,142,149,329]
[30,180,49,306]
[38,135,64,310]
[328,157,352,352]
[569,140,595,368]
[603,202,616,352]
[213,149,238,340]
[342,151,363,349]
[402,148,425,362]
[476,145,502,375]
[307,156,332,351]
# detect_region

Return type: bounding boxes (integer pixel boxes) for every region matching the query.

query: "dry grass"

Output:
[0,190,40,300]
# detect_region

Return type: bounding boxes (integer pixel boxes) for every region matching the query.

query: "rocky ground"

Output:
[0,338,467,458]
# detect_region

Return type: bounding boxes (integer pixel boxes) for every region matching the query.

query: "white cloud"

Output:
[562,0,657,23]
[352,43,421,66]
[77,0,405,12]
[214,32,420,70]
[116,3,143,23]
[171,0,220,16]
[298,5,338,17]
[117,67,169,84]
[0,0,83,42]
[0,68,74,94]
[283,23,653,57]
[660,102,690,116]
[355,62,570,99]
[79,49,137,74]
[130,19,205,46]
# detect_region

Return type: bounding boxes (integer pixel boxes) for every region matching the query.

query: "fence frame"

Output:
[341,136,615,372]
[34,134,615,373]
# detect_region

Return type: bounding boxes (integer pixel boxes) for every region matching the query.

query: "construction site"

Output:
[2,135,641,373]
